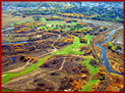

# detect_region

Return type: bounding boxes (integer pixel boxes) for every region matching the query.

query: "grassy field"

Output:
[72,22,78,25]
[2,89,13,92]
[2,55,52,84]
[81,57,99,75]
[2,13,56,28]
[54,35,93,55]
[83,34,94,46]
[2,14,33,28]
[80,57,99,91]
[46,21,65,25]
[40,18,65,25]
[50,37,96,92]
[10,19,33,26]
[40,18,47,22]
[2,35,94,84]
[54,36,84,55]
[2,36,29,43]
[81,80,98,91]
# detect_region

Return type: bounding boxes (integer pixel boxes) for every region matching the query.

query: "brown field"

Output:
[2,13,33,28]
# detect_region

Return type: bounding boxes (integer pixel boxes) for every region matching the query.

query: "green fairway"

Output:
[46,21,65,25]
[72,22,78,25]
[2,89,13,92]
[10,19,33,26]
[81,80,98,91]
[54,34,93,55]
[10,23,15,26]
[2,55,52,84]
[16,20,33,25]
[81,57,99,75]
[40,18,47,22]
[54,36,84,55]
[83,34,94,46]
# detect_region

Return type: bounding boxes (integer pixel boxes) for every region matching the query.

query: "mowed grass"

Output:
[46,21,65,25]
[2,89,13,92]
[40,18,47,22]
[72,22,78,25]
[54,36,84,55]
[54,35,93,55]
[81,80,98,91]
[83,34,94,46]
[2,55,52,84]
[10,19,33,26]
[81,57,99,75]
[40,18,65,25]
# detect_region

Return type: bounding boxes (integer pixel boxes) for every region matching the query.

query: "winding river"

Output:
[96,26,123,75]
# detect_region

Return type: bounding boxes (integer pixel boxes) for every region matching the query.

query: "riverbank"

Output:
[95,26,123,75]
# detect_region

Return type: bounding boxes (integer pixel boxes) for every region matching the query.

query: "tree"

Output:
[82,27,87,31]
[64,38,74,42]
[33,16,41,21]
[20,55,26,60]
[99,27,104,31]
[88,27,93,31]
[116,16,120,21]
[38,27,43,31]
[87,27,93,33]
[99,75,105,81]
[22,14,26,18]
[117,45,122,50]
[11,11,17,16]
[111,46,116,52]
[80,38,88,44]
[107,43,113,49]
[71,80,83,91]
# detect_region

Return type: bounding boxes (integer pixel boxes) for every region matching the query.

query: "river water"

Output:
[121,60,123,63]
[2,41,27,44]
[96,26,123,75]
[11,57,16,63]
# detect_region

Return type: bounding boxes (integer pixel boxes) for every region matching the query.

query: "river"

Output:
[11,57,16,63]
[2,27,14,32]
[2,41,27,44]
[96,26,123,75]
